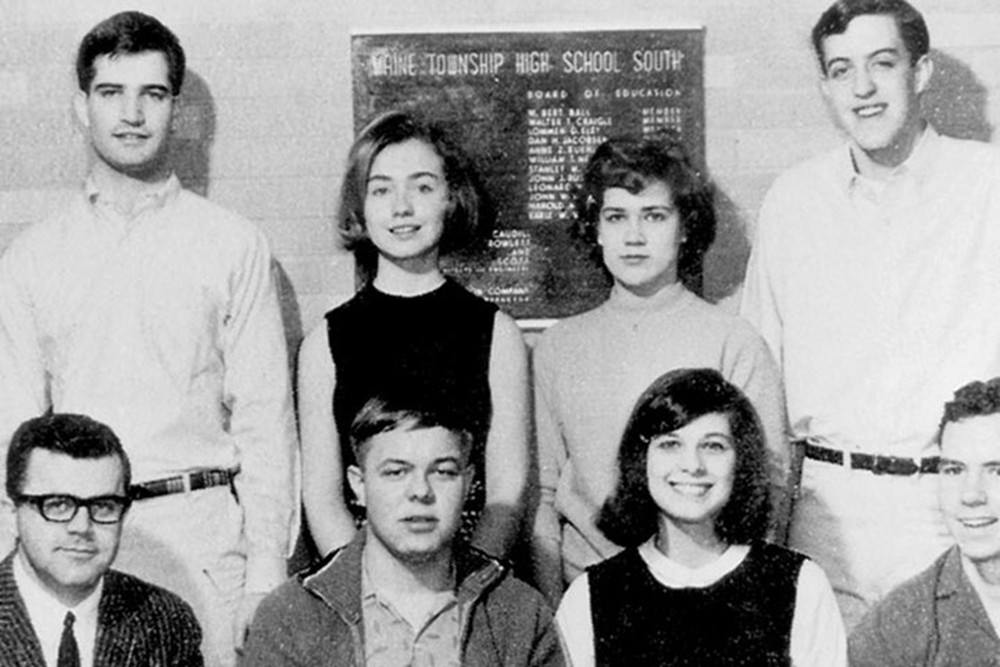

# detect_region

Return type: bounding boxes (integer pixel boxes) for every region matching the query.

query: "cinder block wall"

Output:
[2,0,999,350]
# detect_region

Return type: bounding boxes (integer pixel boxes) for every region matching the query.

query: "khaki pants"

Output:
[114,485,246,667]
[789,458,952,630]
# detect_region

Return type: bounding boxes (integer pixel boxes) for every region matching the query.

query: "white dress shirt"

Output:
[13,550,102,667]
[742,127,1000,458]
[0,172,298,591]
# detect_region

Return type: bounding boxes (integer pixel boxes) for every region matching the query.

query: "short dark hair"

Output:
[571,130,715,295]
[6,413,131,499]
[598,368,771,547]
[349,395,475,468]
[938,378,1000,440]
[77,11,186,96]
[338,110,488,282]
[812,0,929,75]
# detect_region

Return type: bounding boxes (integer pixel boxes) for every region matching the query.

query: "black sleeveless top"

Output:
[589,543,804,666]
[325,278,497,529]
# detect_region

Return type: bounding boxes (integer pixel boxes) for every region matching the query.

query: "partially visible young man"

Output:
[1,413,202,666]
[850,379,1000,664]
[741,0,1000,626]
[244,395,563,666]
[0,11,297,665]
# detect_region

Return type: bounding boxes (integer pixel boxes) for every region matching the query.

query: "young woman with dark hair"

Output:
[555,368,846,666]
[531,132,788,602]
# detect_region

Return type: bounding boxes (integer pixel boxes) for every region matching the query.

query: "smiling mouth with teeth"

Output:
[669,482,712,496]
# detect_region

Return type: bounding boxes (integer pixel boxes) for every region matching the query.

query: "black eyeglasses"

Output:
[14,494,131,524]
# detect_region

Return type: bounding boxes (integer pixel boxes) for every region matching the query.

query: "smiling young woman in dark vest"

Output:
[555,368,847,666]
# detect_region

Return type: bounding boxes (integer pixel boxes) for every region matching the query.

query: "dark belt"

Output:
[803,442,939,476]
[129,467,239,500]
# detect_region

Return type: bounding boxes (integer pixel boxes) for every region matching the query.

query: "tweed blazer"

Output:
[0,551,203,666]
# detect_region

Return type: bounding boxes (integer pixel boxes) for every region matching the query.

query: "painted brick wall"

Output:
[2,0,999,349]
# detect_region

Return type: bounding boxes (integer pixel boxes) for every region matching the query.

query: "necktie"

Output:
[58,611,80,667]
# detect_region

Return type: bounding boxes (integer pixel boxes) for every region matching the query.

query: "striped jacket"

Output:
[0,550,203,666]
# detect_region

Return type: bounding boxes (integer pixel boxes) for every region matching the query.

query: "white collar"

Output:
[13,549,103,667]
[843,125,939,192]
[637,537,750,588]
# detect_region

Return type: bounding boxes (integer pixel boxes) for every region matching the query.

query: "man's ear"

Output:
[72,90,90,130]
[347,465,366,508]
[913,53,933,95]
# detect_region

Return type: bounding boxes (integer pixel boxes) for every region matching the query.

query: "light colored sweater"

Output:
[532,282,788,586]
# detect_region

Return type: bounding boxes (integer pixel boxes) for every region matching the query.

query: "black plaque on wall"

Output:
[352,28,705,321]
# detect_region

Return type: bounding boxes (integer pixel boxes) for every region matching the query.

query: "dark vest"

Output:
[589,542,804,666]
[325,278,496,526]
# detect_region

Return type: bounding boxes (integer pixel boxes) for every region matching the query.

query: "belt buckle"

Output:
[921,457,941,474]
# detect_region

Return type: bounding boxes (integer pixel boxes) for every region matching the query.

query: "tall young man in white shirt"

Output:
[741,0,1000,627]
[0,11,297,665]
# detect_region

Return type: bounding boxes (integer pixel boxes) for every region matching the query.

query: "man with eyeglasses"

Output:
[0,413,202,666]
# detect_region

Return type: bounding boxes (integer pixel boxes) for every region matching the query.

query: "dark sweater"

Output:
[325,278,497,528]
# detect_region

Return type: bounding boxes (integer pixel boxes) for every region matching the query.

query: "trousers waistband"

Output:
[129,467,239,501]
[802,442,939,476]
